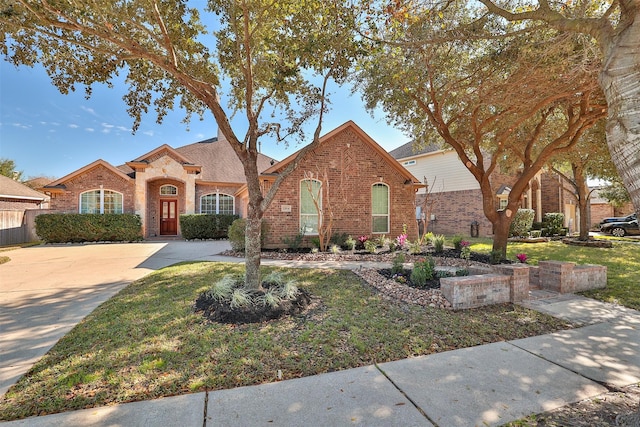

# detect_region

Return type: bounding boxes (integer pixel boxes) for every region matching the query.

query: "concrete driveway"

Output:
[0,240,231,396]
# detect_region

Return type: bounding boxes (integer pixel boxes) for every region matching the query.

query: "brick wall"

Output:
[0,198,44,210]
[49,165,134,213]
[262,128,418,248]
[424,190,494,237]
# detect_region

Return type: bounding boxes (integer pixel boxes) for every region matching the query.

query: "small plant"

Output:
[205,275,237,301]
[358,235,369,246]
[432,234,445,253]
[256,289,282,308]
[375,234,387,247]
[330,244,341,254]
[395,233,408,249]
[423,232,434,244]
[408,240,422,254]
[278,280,299,300]
[311,247,319,254]
[263,271,286,286]
[490,249,503,264]
[452,235,463,250]
[282,229,305,251]
[460,240,471,261]
[455,268,469,276]
[230,288,253,309]
[516,253,528,263]
[310,237,320,249]
[411,257,435,288]
[364,239,377,254]
[345,235,356,251]
[391,252,406,274]
[388,240,397,252]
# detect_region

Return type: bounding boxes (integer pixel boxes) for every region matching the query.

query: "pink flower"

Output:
[460,240,470,248]
[396,233,408,248]
[516,253,528,263]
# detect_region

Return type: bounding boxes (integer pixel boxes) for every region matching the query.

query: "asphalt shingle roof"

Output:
[389,140,442,159]
[0,174,48,200]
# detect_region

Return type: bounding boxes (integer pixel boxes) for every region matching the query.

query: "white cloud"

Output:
[143,130,154,136]
[69,124,79,129]
[101,122,114,129]
[81,106,98,116]
[85,127,95,132]
[116,125,131,132]
[12,122,30,129]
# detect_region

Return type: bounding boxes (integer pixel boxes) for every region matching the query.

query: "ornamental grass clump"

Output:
[432,234,446,253]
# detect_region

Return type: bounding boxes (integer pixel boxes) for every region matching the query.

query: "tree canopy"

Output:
[356,4,606,255]
[0,0,360,288]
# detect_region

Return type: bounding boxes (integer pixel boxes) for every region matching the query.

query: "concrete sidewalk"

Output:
[2,241,640,426]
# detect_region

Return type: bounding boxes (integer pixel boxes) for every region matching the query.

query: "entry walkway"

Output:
[1,241,639,426]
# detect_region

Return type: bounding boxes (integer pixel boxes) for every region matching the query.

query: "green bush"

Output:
[509,209,535,237]
[179,214,238,240]
[542,213,565,236]
[227,218,268,252]
[35,214,142,243]
[451,235,463,250]
[411,257,435,288]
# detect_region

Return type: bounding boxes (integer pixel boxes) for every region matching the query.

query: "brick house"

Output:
[42,130,274,238]
[390,141,583,236]
[252,121,423,248]
[0,174,50,210]
[0,174,51,245]
[41,121,422,242]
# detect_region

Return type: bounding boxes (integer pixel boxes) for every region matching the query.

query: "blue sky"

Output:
[0,60,410,180]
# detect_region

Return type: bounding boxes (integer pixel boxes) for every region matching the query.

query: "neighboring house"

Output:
[254,121,423,248]
[390,141,580,236]
[589,187,635,228]
[0,174,50,210]
[0,174,51,245]
[41,121,422,244]
[42,128,274,238]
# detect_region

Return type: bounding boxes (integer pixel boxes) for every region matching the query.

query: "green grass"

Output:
[466,237,640,310]
[0,262,571,421]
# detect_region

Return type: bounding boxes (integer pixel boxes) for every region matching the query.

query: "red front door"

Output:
[160,199,178,235]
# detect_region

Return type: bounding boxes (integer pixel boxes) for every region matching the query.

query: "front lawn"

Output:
[0,262,571,421]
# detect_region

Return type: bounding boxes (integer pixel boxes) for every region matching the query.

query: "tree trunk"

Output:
[600,8,640,217]
[243,148,265,290]
[491,212,513,261]
[573,165,591,240]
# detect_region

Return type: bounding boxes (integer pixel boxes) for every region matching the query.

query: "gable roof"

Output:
[44,159,133,191]
[261,121,422,185]
[389,140,444,160]
[0,174,49,201]
[174,137,276,183]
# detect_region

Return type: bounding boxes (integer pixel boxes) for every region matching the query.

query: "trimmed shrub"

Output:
[542,213,565,236]
[35,214,142,243]
[179,214,239,240]
[509,209,535,237]
[228,218,268,252]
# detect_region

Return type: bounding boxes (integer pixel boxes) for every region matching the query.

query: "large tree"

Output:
[0,0,358,289]
[0,158,22,180]
[548,122,618,240]
[477,0,640,219]
[357,11,606,256]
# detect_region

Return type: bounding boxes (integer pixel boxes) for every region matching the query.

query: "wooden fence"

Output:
[0,209,54,246]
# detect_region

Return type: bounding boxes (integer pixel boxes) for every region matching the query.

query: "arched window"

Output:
[372,183,389,234]
[160,185,178,195]
[200,193,235,215]
[80,189,123,214]
[300,179,321,234]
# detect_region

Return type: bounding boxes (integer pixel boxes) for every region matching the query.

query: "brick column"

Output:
[495,264,530,302]
[539,261,576,293]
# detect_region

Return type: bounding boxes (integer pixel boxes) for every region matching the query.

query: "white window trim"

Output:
[200,192,235,215]
[79,188,124,214]
[300,178,322,235]
[372,183,390,234]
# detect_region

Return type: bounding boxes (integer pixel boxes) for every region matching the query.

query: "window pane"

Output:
[201,194,215,214]
[103,191,123,214]
[300,180,321,234]
[160,185,177,195]
[372,216,389,233]
[80,190,100,214]
[372,184,389,214]
[218,194,234,215]
[372,184,389,233]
